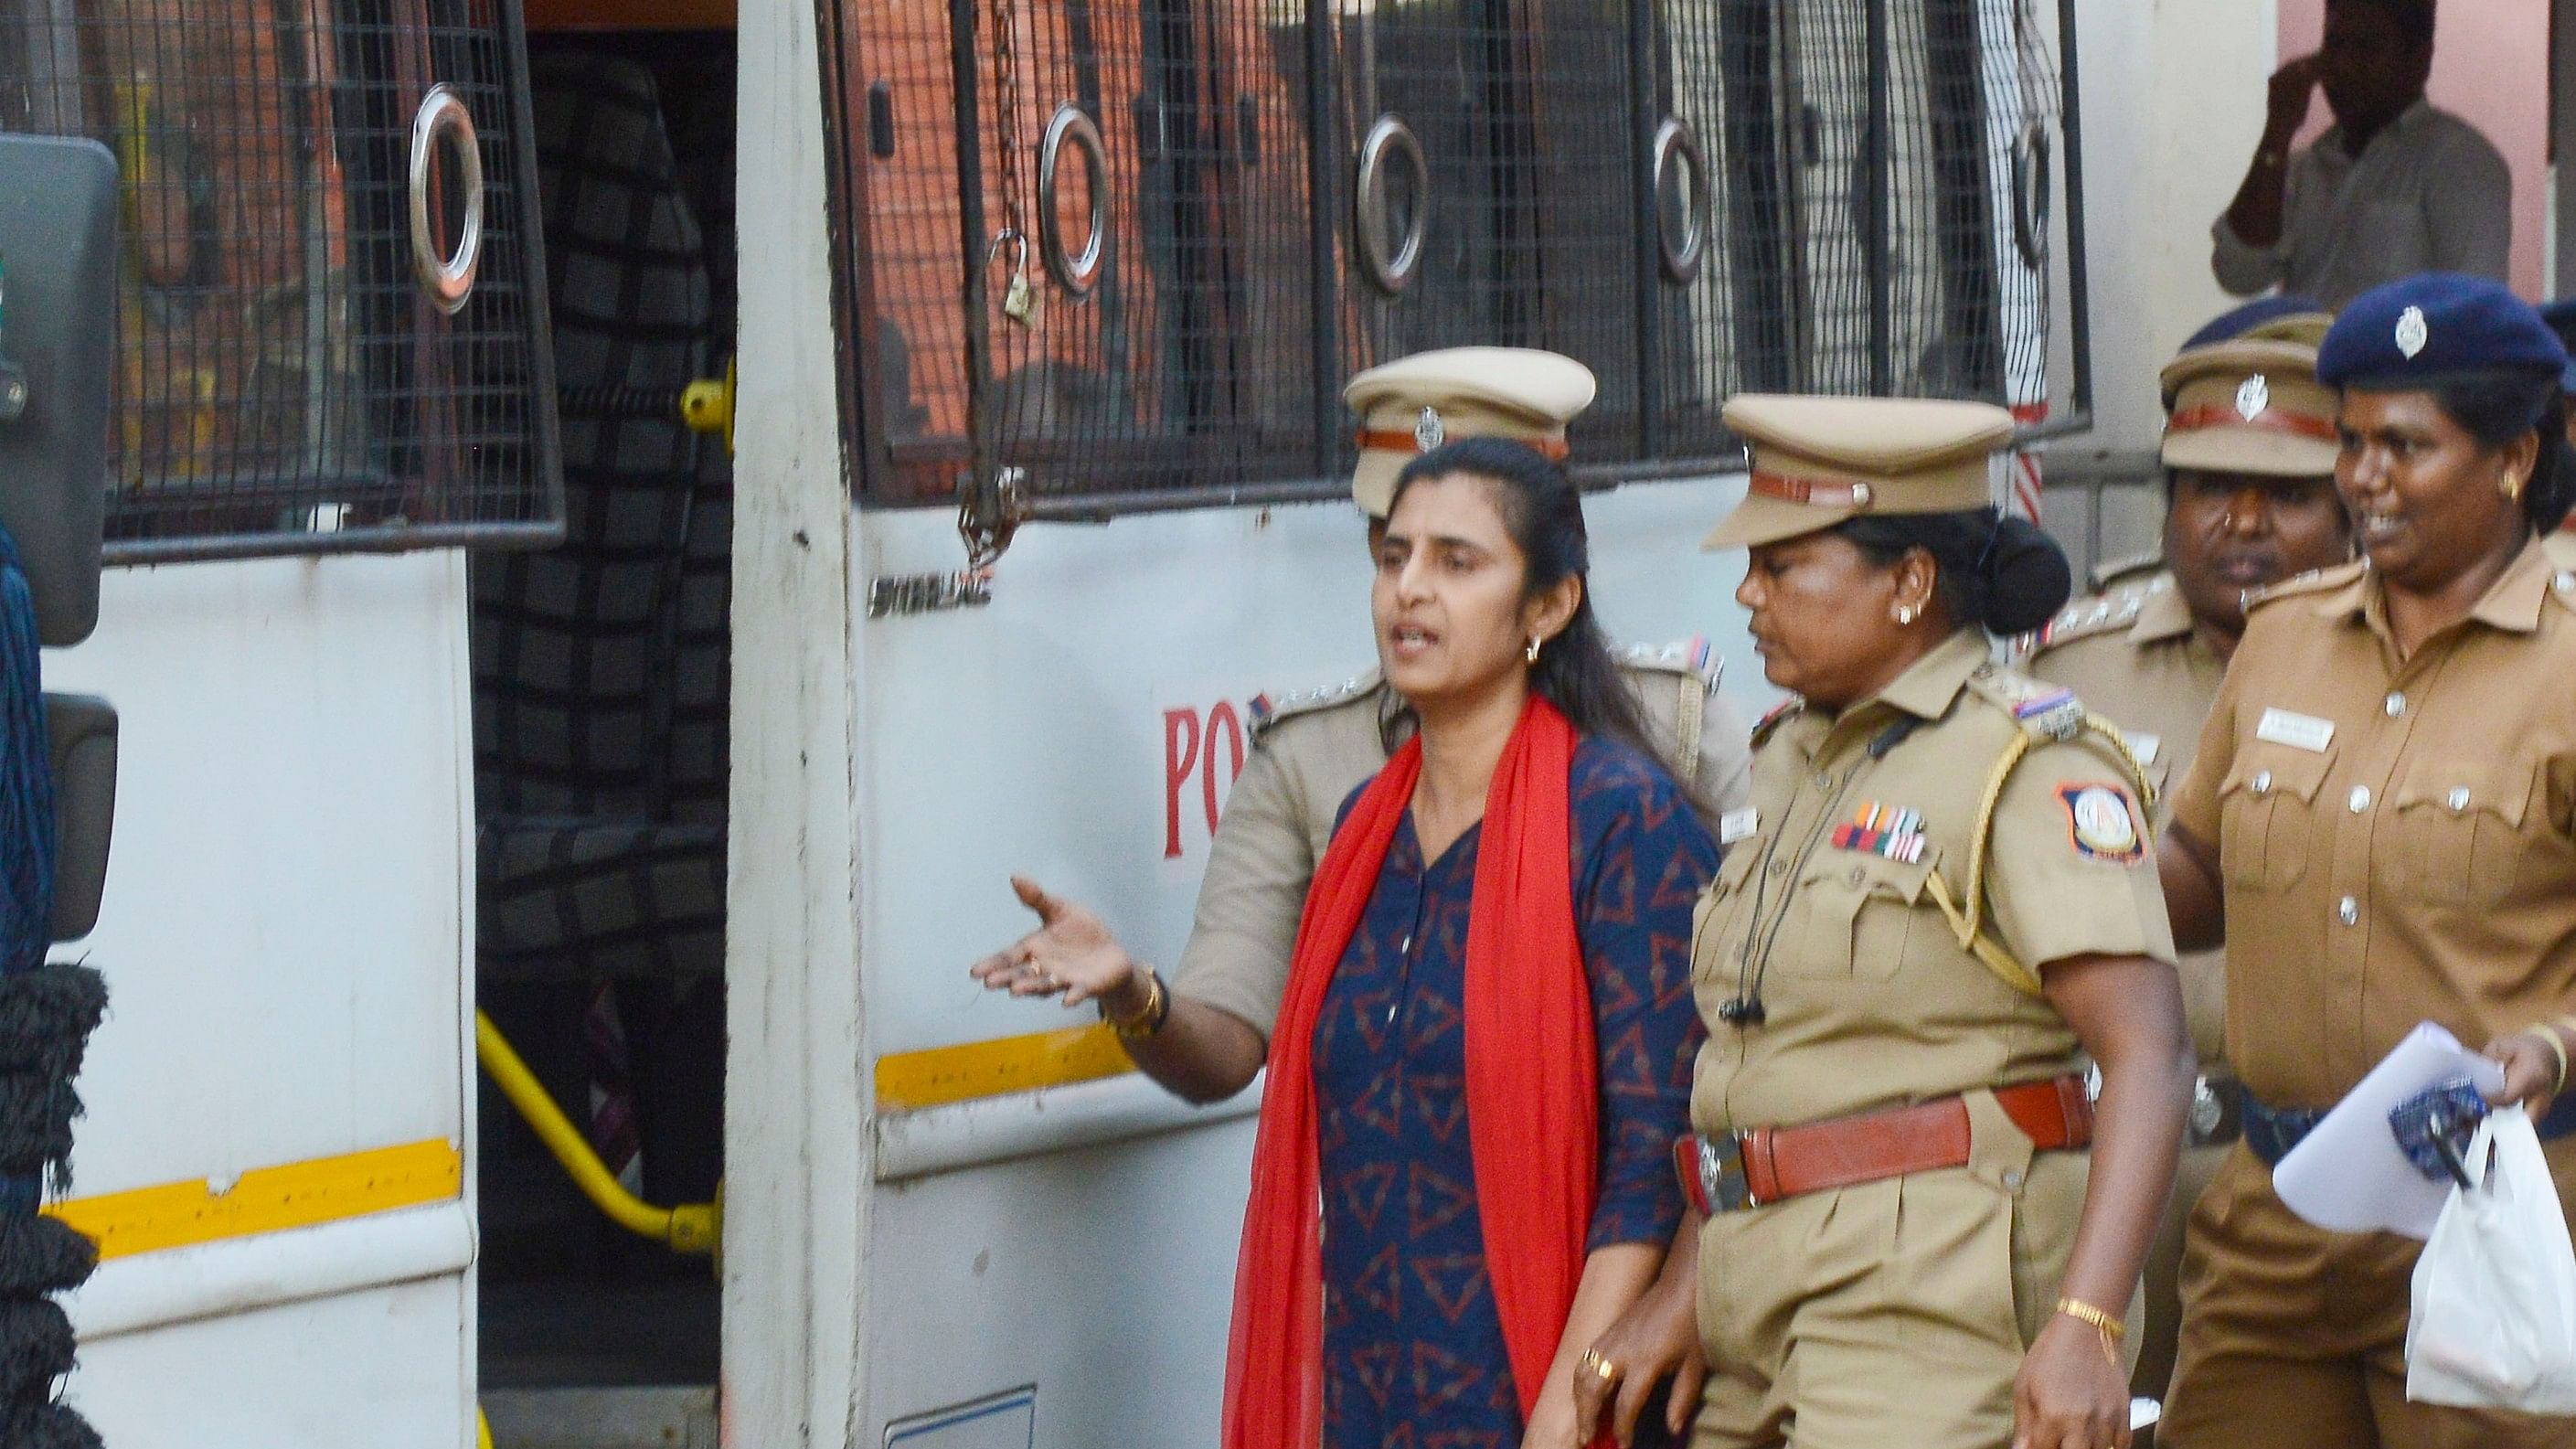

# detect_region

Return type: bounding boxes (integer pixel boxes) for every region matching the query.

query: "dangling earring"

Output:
[1525,635,1543,663]
[1893,604,1917,626]
[2502,472,2527,502]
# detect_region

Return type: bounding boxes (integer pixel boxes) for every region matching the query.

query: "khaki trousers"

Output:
[2160,1145,2576,1449]
[1690,1098,2086,1449]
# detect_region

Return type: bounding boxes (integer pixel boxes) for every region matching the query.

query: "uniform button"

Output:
[2448,787,2471,812]
[2001,1168,2024,1191]
[2338,896,2359,926]
[2348,785,2372,814]
[1813,772,1833,790]
[1846,866,1865,887]
[2251,770,2273,795]
[1768,859,1789,877]
[2384,692,2406,717]
[2557,571,2576,594]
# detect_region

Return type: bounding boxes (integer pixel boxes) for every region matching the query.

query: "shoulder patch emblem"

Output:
[2060,783,2144,864]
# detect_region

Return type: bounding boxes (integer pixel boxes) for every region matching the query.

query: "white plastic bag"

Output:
[2406,1104,2576,1412]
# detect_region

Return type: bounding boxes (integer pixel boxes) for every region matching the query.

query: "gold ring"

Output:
[1581,1348,1621,1382]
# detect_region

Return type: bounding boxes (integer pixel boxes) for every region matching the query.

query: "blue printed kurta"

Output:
[1313,735,1718,1449]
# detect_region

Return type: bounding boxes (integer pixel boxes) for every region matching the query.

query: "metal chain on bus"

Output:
[985,0,1037,327]
[959,0,1037,569]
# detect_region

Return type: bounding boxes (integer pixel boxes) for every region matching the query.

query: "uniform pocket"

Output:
[1776,852,1933,981]
[2216,745,2334,892]
[2391,758,2535,907]
[1691,844,1763,985]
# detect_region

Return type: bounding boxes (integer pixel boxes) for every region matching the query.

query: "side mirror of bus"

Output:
[0,134,117,647]
[46,694,114,943]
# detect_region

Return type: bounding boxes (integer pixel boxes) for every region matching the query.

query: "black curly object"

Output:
[0,1297,73,1400]
[0,1071,78,1186]
[0,1216,93,1297]
[0,1400,103,1449]
[0,966,105,1079]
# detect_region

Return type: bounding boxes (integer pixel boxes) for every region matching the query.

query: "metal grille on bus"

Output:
[827,0,2078,510]
[0,0,562,559]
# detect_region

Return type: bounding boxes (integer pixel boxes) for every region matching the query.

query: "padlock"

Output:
[988,228,1038,328]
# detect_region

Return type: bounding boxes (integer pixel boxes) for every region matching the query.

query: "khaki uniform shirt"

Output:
[2170,541,2576,1110]
[2545,528,2576,571]
[1689,631,2177,1133]
[2028,570,2232,1065]
[1172,648,1753,1039]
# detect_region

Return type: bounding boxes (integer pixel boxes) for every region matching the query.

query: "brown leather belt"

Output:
[1674,1074,2094,1214]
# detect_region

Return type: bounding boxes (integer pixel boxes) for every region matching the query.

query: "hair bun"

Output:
[1978,516,2072,635]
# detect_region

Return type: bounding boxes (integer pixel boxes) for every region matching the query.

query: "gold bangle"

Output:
[1108,967,1168,1040]
[2532,1021,2572,1096]
[2055,1295,2124,1368]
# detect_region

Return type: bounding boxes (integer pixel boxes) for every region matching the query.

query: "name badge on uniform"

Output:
[1719,808,1760,847]
[2127,731,2162,766]
[2255,708,2335,753]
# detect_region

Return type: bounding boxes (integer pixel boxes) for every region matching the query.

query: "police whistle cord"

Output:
[0,526,105,1449]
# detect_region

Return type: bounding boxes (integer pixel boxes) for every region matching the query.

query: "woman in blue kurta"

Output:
[975,435,1719,1449]
[1315,732,1714,1446]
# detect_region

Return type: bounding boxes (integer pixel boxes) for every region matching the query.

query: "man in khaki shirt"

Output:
[2026,299,2350,1403]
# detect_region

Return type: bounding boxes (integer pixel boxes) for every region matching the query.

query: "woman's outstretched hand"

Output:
[968,875,1139,1011]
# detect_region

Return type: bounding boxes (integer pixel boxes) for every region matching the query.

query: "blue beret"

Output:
[2316,272,2568,388]
[2539,298,2576,392]
[2184,294,2328,349]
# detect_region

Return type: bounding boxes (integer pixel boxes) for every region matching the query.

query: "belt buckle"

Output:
[1698,1133,1759,1211]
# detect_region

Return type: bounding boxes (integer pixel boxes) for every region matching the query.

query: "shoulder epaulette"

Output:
[1962,665,2086,742]
[2244,559,2366,613]
[1749,697,1804,750]
[1616,636,1724,693]
[1248,669,1383,744]
[2088,551,2165,593]
[2031,573,2171,654]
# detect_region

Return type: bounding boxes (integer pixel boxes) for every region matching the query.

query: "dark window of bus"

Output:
[822,0,2087,514]
[0,0,562,561]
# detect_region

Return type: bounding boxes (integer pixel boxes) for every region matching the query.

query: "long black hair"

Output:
[1835,507,2072,636]
[2400,369,2576,534]
[1385,438,1663,769]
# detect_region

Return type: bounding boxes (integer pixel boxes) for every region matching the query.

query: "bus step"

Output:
[481,1388,718,1449]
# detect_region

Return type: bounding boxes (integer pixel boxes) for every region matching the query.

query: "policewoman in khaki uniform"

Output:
[2156,276,2576,1448]
[1677,397,2193,1449]
[974,348,1751,1112]
[2027,296,2351,1404]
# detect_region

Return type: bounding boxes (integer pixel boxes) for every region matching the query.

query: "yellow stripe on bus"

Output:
[875,1024,1136,1113]
[44,1138,462,1261]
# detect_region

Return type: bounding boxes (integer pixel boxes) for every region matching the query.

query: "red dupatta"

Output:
[1219,695,1599,1448]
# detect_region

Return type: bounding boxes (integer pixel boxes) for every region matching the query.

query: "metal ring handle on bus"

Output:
[1651,116,1711,285]
[2010,120,2051,272]
[1355,114,1429,295]
[408,84,484,314]
[1038,103,1107,298]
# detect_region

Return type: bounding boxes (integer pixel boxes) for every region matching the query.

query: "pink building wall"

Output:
[2276,0,2550,298]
